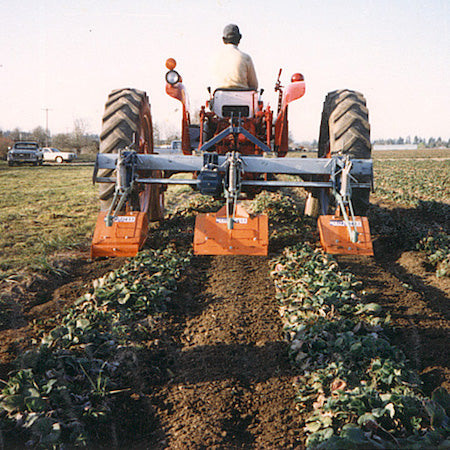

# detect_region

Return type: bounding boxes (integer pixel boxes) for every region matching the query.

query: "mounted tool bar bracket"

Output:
[197,152,222,196]
[93,151,373,256]
[94,152,372,187]
[317,157,374,256]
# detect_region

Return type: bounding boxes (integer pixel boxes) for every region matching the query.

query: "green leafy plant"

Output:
[374,159,450,207]
[271,243,450,448]
[417,232,450,277]
[0,245,192,447]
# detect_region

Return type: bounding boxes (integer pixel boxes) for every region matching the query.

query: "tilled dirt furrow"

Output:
[152,255,305,449]
[337,254,450,393]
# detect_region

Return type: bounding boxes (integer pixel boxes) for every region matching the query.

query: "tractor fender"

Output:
[282,81,306,109]
[166,83,192,154]
[166,82,189,109]
[274,80,306,156]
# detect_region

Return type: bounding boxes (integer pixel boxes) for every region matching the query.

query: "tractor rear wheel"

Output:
[98,88,164,220]
[318,89,371,214]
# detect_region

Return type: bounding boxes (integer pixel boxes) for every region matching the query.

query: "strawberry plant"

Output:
[251,191,316,244]
[374,159,450,207]
[0,246,192,447]
[417,233,450,277]
[271,243,450,448]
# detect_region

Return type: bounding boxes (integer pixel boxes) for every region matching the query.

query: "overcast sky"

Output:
[1,0,449,141]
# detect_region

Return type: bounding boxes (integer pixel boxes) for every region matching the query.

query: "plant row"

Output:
[0,246,192,447]
[270,243,450,448]
[369,202,449,278]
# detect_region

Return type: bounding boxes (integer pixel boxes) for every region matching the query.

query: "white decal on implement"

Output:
[113,216,136,223]
[329,220,362,227]
[216,218,248,224]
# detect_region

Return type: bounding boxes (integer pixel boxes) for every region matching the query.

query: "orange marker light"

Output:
[166,58,177,70]
[291,73,304,82]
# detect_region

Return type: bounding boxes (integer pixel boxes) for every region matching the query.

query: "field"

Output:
[0,164,98,277]
[0,149,449,448]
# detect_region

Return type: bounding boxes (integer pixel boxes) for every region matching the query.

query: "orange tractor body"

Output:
[91,59,373,258]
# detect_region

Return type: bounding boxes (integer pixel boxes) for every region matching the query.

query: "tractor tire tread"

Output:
[99,89,147,210]
[318,89,372,214]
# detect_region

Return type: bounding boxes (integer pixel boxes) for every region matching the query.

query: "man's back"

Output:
[214,43,258,90]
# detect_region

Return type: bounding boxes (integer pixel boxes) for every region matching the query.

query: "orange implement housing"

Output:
[193,204,268,256]
[91,211,149,258]
[317,215,373,256]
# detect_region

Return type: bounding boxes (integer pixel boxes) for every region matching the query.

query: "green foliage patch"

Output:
[373,159,450,207]
[271,244,450,448]
[0,246,192,447]
[251,190,316,243]
[416,233,450,278]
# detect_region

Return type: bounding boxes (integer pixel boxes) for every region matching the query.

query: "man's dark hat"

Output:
[223,24,242,40]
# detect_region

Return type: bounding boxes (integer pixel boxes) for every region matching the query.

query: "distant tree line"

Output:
[294,136,450,150]
[1,125,448,161]
[372,136,450,148]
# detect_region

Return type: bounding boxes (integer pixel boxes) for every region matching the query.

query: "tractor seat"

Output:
[211,89,258,119]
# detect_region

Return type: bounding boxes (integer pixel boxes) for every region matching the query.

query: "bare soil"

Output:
[144,255,305,449]
[0,196,448,448]
[337,251,449,395]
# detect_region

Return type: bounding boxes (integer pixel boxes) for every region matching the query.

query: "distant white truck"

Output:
[42,147,77,163]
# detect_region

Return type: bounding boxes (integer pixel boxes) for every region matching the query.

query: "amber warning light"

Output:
[291,73,304,82]
[166,58,177,70]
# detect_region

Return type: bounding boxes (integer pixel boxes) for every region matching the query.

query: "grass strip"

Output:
[270,244,450,449]
[0,163,98,278]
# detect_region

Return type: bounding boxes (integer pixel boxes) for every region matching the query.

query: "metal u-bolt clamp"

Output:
[224,151,243,229]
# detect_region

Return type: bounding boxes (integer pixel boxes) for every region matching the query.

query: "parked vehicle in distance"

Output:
[41,147,77,163]
[171,140,182,151]
[7,141,43,166]
[156,139,183,154]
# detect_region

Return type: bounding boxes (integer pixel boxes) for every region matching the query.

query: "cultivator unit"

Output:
[91,59,374,258]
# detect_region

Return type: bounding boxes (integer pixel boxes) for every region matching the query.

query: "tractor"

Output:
[91,58,373,257]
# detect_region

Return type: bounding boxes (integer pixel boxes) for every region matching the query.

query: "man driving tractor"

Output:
[92,24,374,258]
[213,24,258,90]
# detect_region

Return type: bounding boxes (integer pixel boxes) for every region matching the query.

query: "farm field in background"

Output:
[373,157,450,206]
[1,149,448,279]
[0,149,448,447]
[372,148,450,160]
[0,164,98,278]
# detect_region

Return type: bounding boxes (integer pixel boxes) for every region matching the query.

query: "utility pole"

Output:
[42,108,52,146]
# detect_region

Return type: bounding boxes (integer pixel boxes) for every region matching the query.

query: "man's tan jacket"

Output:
[213,44,258,90]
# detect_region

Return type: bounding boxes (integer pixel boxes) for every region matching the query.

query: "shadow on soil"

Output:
[370,200,449,261]
[369,200,449,318]
[339,199,450,394]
